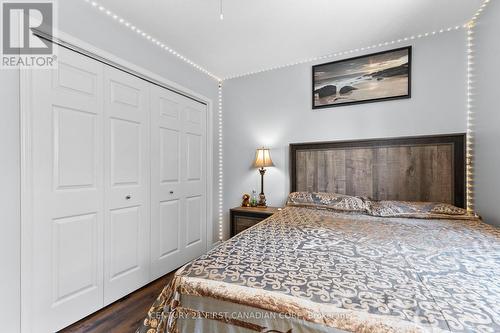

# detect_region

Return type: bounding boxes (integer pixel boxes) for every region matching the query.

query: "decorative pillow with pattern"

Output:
[286,192,369,213]
[368,200,475,220]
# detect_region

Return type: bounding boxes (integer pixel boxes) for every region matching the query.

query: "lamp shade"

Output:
[253,148,274,168]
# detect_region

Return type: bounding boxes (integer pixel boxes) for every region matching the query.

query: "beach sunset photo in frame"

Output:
[312,46,411,109]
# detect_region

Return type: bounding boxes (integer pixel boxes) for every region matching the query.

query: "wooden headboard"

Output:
[290,134,466,208]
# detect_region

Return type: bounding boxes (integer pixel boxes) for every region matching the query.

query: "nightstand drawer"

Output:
[230,206,281,237]
[233,216,262,234]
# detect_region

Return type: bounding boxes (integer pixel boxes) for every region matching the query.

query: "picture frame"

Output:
[312,46,412,109]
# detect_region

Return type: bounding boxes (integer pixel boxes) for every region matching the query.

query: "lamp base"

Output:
[257,193,267,207]
[257,168,267,207]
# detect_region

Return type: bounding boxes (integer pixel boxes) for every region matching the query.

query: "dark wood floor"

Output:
[59,272,175,333]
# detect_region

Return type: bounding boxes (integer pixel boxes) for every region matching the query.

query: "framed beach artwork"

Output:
[312,46,411,109]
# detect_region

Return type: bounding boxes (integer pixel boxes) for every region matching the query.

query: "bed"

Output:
[137,134,500,333]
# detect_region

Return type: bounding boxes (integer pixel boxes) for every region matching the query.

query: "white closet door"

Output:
[150,86,207,279]
[182,92,207,260]
[103,67,150,305]
[31,47,104,332]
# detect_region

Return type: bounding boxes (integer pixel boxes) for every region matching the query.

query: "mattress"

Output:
[138,203,500,333]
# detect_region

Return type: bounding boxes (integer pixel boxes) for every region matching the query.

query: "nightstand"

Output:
[230,206,281,237]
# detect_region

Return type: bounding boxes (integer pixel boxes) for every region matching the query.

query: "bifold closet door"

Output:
[28,43,207,332]
[103,67,151,305]
[150,85,207,280]
[31,47,104,332]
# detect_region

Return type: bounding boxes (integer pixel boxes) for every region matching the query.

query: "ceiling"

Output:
[95,0,482,79]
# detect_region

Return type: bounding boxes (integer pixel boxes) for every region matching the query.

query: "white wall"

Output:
[474,1,500,227]
[222,31,467,238]
[0,2,219,331]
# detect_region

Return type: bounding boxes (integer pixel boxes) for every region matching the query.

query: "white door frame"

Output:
[19,29,214,333]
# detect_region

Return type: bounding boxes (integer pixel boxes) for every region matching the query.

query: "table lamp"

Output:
[253,148,274,207]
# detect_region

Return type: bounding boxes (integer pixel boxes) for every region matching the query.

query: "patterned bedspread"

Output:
[138,205,500,333]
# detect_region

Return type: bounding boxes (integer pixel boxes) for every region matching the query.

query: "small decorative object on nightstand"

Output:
[253,148,274,207]
[250,190,258,207]
[230,206,281,237]
[241,193,251,207]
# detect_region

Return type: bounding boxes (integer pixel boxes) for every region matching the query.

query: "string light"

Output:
[466,26,475,213]
[469,0,490,25]
[83,0,221,81]
[218,82,224,241]
[223,25,465,80]
[464,0,490,213]
[84,0,491,85]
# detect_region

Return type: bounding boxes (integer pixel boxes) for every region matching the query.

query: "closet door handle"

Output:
[125,195,131,200]
[169,191,174,194]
